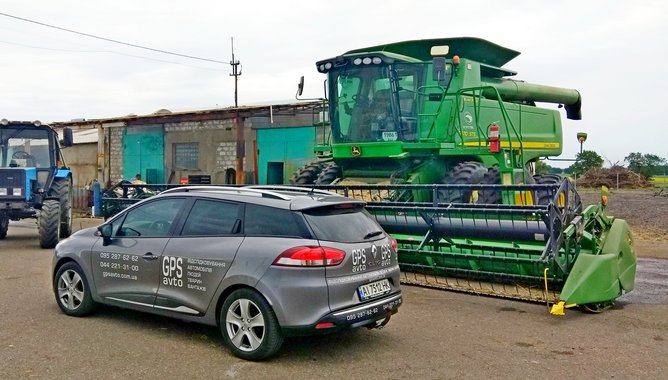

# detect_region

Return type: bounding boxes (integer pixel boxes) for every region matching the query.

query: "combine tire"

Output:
[39,199,61,249]
[533,174,563,205]
[315,163,342,185]
[438,161,488,203]
[290,162,324,185]
[578,301,613,314]
[0,214,8,240]
[51,178,73,238]
[478,166,501,204]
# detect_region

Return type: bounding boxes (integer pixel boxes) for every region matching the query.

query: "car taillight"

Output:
[389,236,398,252]
[273,246,345,267]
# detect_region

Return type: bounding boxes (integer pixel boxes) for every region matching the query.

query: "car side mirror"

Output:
[61,128,74,148]
[98,224,112,245]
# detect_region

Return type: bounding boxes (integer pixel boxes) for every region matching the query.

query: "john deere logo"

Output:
[351,146,361,156]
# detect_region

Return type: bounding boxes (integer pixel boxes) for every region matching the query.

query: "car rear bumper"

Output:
[282,292,402,336]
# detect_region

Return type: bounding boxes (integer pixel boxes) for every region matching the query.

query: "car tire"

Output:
[219,288,283,361]
[54,262,95,317]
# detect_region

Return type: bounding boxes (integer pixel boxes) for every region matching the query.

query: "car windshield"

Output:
[329,63,424,143]
[0,127,52,168]
[302,205,384,243]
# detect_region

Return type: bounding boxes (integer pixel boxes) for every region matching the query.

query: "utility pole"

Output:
[230,37,242,107]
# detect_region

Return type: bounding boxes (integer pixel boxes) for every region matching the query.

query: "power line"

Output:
[0,11,229,65]
[0,39,227,71]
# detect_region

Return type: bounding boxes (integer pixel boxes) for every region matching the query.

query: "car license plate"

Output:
[358,279,391,301]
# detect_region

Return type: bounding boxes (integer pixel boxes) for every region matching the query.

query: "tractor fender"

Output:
[54,169,72,179]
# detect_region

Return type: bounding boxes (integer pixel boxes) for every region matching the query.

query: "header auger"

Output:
[292,37,636,313]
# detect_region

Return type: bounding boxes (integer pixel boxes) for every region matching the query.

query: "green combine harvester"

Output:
[292,37,636,314]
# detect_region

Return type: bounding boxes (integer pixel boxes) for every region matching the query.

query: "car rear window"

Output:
[244,204,308,238]
[302,205,384,243]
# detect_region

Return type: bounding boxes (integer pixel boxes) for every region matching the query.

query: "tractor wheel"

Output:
[478,166,502,204]
[51,178,73,238]
[315,163,342,185]
[39,199,61,249]
[533,174,564,205]
[290,162,324,185]
[438,161,488,204]
[0,214,9,240]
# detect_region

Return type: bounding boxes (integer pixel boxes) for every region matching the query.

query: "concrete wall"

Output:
[60,143,97,188]
[164,118,256,184]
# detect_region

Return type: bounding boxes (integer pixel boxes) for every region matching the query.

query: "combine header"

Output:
[306,182,636,314]
[291,37,637,313]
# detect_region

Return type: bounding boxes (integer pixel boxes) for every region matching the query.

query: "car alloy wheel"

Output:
[53,262,95,317]
[225,298,266,352]
[220,288,283,360]
[57,269,85,311]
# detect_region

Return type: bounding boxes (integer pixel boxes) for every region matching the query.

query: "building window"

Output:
[174,143,199,169]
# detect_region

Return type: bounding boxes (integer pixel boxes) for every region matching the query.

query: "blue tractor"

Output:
[0,119,74,248]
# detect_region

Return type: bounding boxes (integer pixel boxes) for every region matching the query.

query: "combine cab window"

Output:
[330,63,424,144]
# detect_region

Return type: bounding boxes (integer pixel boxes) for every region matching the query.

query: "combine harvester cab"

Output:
[294,37,636,313]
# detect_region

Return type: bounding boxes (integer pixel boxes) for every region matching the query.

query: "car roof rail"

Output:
[159,185,292,200]
[245,185,342,197]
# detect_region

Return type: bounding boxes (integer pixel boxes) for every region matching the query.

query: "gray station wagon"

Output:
[52,186,402,360]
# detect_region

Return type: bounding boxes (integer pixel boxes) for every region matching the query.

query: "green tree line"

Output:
[534,151,668,179]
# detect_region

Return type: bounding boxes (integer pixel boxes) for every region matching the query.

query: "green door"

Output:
[123,126,165,183]
[256,127,316,184]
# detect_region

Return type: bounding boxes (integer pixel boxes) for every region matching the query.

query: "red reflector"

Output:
[273,246,346,267]
[315,322,335,329]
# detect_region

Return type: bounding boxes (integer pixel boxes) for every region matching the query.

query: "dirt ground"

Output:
[1,221,667,379]
[578,188,668,258]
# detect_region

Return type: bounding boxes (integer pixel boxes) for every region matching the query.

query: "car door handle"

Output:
[142,252,159,261]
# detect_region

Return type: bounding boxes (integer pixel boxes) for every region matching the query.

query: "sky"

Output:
[1,0,666,167]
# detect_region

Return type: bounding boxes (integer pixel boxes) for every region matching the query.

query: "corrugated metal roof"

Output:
[53,100,323,127]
